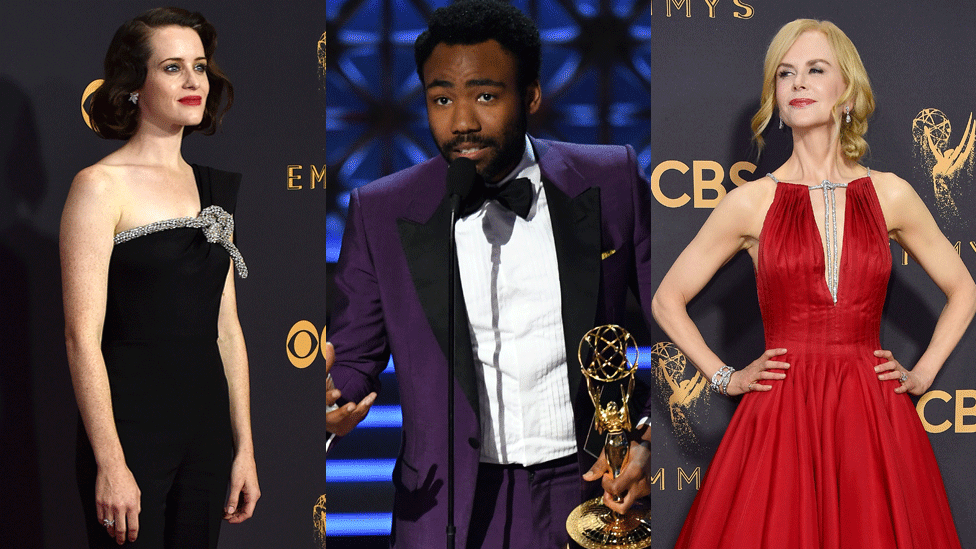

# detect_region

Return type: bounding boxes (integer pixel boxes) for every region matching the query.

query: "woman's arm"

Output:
[875,173,976,394]
[651,180,788,396]
[61,167,141,545]
[216,263,261,522]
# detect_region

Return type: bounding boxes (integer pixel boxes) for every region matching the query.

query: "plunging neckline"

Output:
[764,175,872,306]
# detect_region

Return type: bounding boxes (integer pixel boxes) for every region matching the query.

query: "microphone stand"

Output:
[447,197,460,549]
[443,157,475,549]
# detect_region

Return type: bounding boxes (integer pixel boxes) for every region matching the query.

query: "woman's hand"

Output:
[874,349,931,396]
[726,349,789,396]
[96,464,141,545]
[224,452,260,523]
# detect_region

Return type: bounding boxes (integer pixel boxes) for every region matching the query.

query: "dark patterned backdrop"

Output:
[325,0,651,544]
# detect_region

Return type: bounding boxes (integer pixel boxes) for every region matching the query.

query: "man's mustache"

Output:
[441,135,499,150]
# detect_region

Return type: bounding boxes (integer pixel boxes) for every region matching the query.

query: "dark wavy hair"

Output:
[414,0,541,94]
[89,7,233,140]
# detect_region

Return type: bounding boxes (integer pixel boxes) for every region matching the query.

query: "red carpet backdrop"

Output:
[651,1,976,547]
[1,2,327,547]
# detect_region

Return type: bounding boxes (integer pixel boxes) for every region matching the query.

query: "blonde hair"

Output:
[751,19,875,161]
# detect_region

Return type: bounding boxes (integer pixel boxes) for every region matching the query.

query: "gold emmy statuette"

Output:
[566,325,651,549]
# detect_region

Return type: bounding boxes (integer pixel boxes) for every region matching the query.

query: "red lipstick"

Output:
[789,98,815,107]
[179,96,202,106]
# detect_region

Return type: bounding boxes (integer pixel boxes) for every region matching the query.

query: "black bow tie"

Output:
[460,177,534,219]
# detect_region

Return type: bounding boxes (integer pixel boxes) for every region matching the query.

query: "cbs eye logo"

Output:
[286,321,329,369]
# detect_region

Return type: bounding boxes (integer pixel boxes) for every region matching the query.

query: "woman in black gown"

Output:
[61,8,259,548]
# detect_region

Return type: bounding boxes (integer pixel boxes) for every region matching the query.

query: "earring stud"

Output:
[129,92,139,105]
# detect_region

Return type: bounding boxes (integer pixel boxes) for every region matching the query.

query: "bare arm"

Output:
[651,181,781,389]
[216,264,261,522]
[61,167,141,545]
[874,173,976,394]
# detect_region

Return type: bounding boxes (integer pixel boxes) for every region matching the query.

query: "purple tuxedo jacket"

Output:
[329,137,652,548]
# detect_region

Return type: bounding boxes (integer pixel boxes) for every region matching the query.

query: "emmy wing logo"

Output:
[912,109,976,227]
[313,494,326,548]
[651,342,710,451]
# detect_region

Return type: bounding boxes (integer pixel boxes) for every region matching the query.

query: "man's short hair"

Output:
[414,0,542,93]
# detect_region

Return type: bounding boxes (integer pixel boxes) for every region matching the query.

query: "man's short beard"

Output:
[436,108,528,184]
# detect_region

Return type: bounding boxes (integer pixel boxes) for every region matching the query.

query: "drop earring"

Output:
[129,92,139,105]
[844,105,851,124]
[779,116,783,130]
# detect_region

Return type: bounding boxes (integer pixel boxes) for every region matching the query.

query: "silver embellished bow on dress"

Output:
[113,205,248,278]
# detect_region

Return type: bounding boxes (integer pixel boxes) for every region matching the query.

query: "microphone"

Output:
[446,156,478,214]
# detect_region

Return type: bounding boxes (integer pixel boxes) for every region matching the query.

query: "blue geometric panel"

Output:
[326,0,651,262]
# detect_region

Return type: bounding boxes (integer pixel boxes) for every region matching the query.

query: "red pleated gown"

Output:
[675,177,962,549]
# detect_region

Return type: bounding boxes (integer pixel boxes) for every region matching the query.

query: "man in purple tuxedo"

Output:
[327,1,652,547]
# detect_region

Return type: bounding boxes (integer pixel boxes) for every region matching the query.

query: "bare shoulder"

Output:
[705,176,777,240]
[719,176,777,213]
[869,170,917,205]
[869,170,931,232]
[70,163,127,200]
[63,162,129,229]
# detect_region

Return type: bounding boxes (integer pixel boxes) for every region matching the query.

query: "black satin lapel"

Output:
[396,200,479,418]
[544,179,602,401]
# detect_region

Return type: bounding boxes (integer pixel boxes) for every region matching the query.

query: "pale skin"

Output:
[61,25,258,545]
[652,30,976,402]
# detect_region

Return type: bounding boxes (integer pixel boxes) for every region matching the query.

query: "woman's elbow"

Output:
[651,285,683,326]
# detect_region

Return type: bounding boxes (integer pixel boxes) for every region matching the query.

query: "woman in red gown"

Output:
[652,19,975,549]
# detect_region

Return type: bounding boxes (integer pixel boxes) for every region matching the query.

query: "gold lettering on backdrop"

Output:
[287,165,302,190]
[666,0,691,17]
[917,390,952,433]
[311,165,326,188]
[955,389,976,433]
[915,389,976,433]
[729,160,757,186]
[678,467,701,490]
[655,0,755,18]
[649,468,665,490]
[81,79,104,130]
[694,160,725,208]
[287,165,327,190]
[646,468,705,491]
[732,0,754,19]
[703,0,719,18]
[652,160,691,208]
[651,160,757,208]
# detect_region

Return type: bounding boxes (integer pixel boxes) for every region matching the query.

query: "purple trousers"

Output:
[467,455,581,549]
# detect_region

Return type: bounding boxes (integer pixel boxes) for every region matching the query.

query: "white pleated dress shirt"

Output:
[456,135,577,466]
